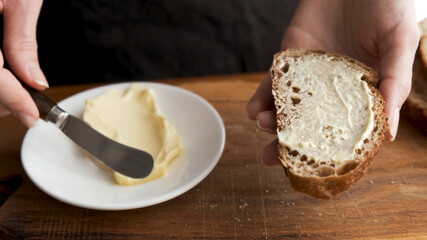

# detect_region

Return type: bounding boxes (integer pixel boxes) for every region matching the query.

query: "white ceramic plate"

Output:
[21,82,225,210]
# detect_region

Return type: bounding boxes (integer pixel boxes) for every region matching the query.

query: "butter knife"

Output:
[26,87,154,179]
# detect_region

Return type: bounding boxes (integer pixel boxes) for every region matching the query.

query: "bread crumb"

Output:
[265,189,269,193]
[317,212,323,216]
[239,203,248,209]
[390,181,395,184]
[235,217,241,222]
[210,204,217,210]
[291,202,295,206]
[247,218,252,222]
[280,200,285,204]
[369,180,374,184]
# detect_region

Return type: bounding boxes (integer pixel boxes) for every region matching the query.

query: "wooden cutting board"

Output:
[0,73,426,239]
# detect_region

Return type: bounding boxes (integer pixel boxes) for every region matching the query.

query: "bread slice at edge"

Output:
[419,36,427,71]
[402,19,427,134]
[272,49,388,199]
[402,53,427,134]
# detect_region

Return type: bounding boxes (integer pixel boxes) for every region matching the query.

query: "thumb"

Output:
[378,26,420,141]
[3,0,48,90]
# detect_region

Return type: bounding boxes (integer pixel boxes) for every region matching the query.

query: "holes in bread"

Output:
[292,87,300,93]
[337,161,358,175]
[363,138,369,144]
[311,163,319,169]
[361,75,367,81]
[355,149,362,155]
[291,97,301,106]
[318,167,335,177]
[308,92,313,96]
[286,81,292,86]
[373,126,378,133]
[289,150,299,157]
[281,63,290,73]
[300,155,308,161]
[307,159,315,165]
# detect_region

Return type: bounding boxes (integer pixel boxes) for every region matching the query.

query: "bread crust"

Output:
[272,49,388,199]
[420,36,427,69]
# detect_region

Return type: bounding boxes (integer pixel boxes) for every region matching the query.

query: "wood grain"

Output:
[0,73,426,239]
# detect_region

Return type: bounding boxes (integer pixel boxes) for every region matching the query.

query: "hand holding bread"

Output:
[247,0,420,198]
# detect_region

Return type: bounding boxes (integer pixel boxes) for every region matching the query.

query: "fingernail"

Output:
[14,112,37,128]
[389,108,400,141]
[28,63,49,88]
[257,120,270,131]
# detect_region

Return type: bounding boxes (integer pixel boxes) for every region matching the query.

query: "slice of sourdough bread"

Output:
[420,17,427,35]
[402,47,427,134]
[272,49,388,199]
[402,18,427,134]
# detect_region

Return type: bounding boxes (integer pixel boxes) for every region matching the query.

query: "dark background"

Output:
[2,0,299,86]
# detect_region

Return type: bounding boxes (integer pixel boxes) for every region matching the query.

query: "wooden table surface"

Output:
[0,73,426,240]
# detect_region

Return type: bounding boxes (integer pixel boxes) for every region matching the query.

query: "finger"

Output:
[246,72,275,120]
[378,26,420,141]
[3,0,48,90]
[0,68,38,127]
[262,139,281,166]
[256,109,276,132]
[0,104,11,118]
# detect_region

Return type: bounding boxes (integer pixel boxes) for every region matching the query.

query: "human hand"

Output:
[246,0,420,165]
[0,0,48,128]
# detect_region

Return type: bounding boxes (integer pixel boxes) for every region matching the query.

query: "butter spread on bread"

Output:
[83,84,182,185]
[275,55,375,164]
[272,49,388,199]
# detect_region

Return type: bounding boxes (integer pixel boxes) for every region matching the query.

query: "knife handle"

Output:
[24,85,57,121]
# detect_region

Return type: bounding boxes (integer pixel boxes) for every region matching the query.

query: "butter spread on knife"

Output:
[83,84,182,185]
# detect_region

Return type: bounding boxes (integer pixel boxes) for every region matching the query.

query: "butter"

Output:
[83,84,183,185]
[277,57,374,164]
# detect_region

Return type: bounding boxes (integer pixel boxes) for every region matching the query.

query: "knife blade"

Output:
[26,86,154,179]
